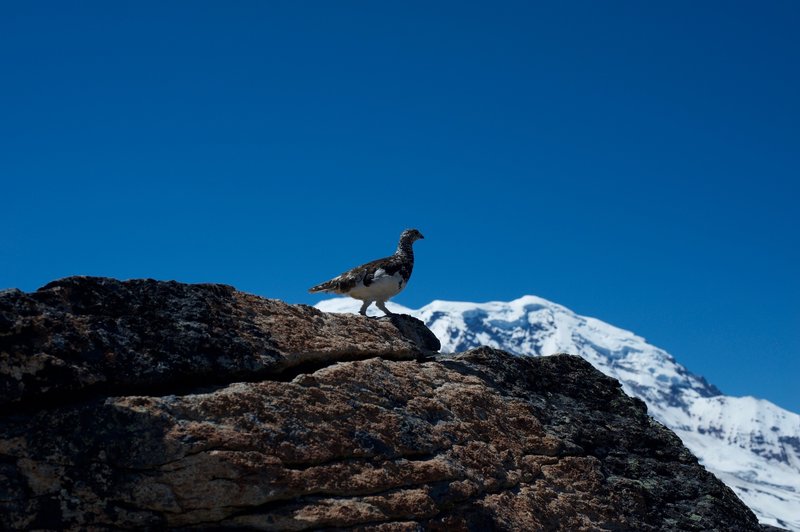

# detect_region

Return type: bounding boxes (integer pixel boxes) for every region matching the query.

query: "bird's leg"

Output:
[359,300,373,316]
[376,301,393,316]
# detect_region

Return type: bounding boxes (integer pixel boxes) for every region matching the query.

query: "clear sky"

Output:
[2,2,798,412]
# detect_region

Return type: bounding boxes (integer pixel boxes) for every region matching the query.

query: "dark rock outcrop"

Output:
[0,276,439,411]
[0,277,767,530]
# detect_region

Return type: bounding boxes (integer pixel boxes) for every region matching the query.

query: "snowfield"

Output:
[316,295,800,531]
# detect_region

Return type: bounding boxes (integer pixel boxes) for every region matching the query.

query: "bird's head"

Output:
[401,228,425,243]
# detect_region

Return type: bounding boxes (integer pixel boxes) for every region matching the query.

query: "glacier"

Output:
[316,295,800,530]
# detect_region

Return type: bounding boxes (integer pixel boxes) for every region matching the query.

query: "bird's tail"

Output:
[308,280,338,294]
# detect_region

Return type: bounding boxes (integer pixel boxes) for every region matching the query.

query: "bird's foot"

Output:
[359,301,373,316]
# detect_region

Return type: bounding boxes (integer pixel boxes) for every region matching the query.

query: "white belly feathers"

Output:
[348,268,406,301]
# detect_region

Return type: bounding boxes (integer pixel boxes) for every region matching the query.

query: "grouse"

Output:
[309,229,424,316]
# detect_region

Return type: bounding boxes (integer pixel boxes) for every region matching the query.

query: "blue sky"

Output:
[2,2,798,412]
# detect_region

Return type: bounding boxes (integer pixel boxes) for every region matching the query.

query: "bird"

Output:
[309,229,425,316]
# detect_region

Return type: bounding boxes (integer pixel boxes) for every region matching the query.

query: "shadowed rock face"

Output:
[0,277,768,530]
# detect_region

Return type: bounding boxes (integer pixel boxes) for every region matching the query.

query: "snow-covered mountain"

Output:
[316,295,800,531]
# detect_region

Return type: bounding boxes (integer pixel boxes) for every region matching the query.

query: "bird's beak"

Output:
[419,233,425,239]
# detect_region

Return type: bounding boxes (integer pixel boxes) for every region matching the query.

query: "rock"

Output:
[0,277,769,530]
[0,276,439,411]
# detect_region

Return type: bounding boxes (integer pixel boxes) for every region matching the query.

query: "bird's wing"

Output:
[309,256,396,293]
